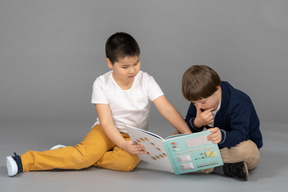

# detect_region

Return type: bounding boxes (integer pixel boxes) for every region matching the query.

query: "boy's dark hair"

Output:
[105,32,140,64]
[182,65,221,101]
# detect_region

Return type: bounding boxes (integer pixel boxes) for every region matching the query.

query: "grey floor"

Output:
[1,120,287,192]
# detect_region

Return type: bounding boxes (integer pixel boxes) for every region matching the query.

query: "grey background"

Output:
[1,0,287,124]
[1,0,288,191]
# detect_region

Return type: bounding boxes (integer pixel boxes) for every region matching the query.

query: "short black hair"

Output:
[105,32,140,64]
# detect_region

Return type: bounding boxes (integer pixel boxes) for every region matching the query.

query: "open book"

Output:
[126,127,223,175]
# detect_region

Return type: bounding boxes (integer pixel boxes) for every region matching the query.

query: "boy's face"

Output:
[192,87,221,111]
[106,56,141,86]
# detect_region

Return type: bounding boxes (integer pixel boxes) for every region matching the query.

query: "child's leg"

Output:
[21,125,114,172]
[202,140,260,174]
[94,134,141,172]
[220,140,260,170]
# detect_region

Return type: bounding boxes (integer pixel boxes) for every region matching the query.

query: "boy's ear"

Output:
[216,86,221,92]
[106,58,113,69]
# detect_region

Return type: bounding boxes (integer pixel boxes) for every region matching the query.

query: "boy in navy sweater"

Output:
[181,65,263,181]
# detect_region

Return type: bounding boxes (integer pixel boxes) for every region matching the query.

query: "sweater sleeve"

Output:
[185,102,205,132]
[218,100,251,148]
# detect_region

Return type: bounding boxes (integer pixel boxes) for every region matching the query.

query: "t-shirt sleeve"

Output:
[91,77,108,104]
[146,75,164,101]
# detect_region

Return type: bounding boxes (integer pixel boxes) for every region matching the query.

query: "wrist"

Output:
[193,118,203,128]
[117,138,129,150]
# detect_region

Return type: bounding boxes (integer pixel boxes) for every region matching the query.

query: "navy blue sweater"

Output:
[185,81,263,149]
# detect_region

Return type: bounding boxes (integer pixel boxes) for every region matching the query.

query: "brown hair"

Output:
[182,65,221,101]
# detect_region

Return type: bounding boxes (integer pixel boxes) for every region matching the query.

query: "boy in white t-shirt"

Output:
[6,32,192,177]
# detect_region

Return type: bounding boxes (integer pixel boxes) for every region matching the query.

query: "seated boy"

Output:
[181,65,263,181]
[6,32,192,177]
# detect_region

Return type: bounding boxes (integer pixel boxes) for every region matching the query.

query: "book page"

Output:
[126,127,174,173]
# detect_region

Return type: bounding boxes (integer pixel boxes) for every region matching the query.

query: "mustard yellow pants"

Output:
[21,125,141,172]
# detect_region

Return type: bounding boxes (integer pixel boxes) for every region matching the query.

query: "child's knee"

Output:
[70,146,100,169]
[231,140,260,169]
[242,141,260,169]
[239,140,259,158]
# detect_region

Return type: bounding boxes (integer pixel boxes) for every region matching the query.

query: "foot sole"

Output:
[50,144,66,150]
[6,156,18,177]
[243,161,249,181]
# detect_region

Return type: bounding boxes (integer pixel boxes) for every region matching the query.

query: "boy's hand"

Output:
[194,104,214,127]
[122,140,147,155]
[207,127,222,144]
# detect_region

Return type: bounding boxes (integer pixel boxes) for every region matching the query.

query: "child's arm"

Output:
[95,104,147,154]
[153,95,192,134]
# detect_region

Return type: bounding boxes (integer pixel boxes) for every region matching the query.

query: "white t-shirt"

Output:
[91,70,164,133]
[209,100,221,127]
